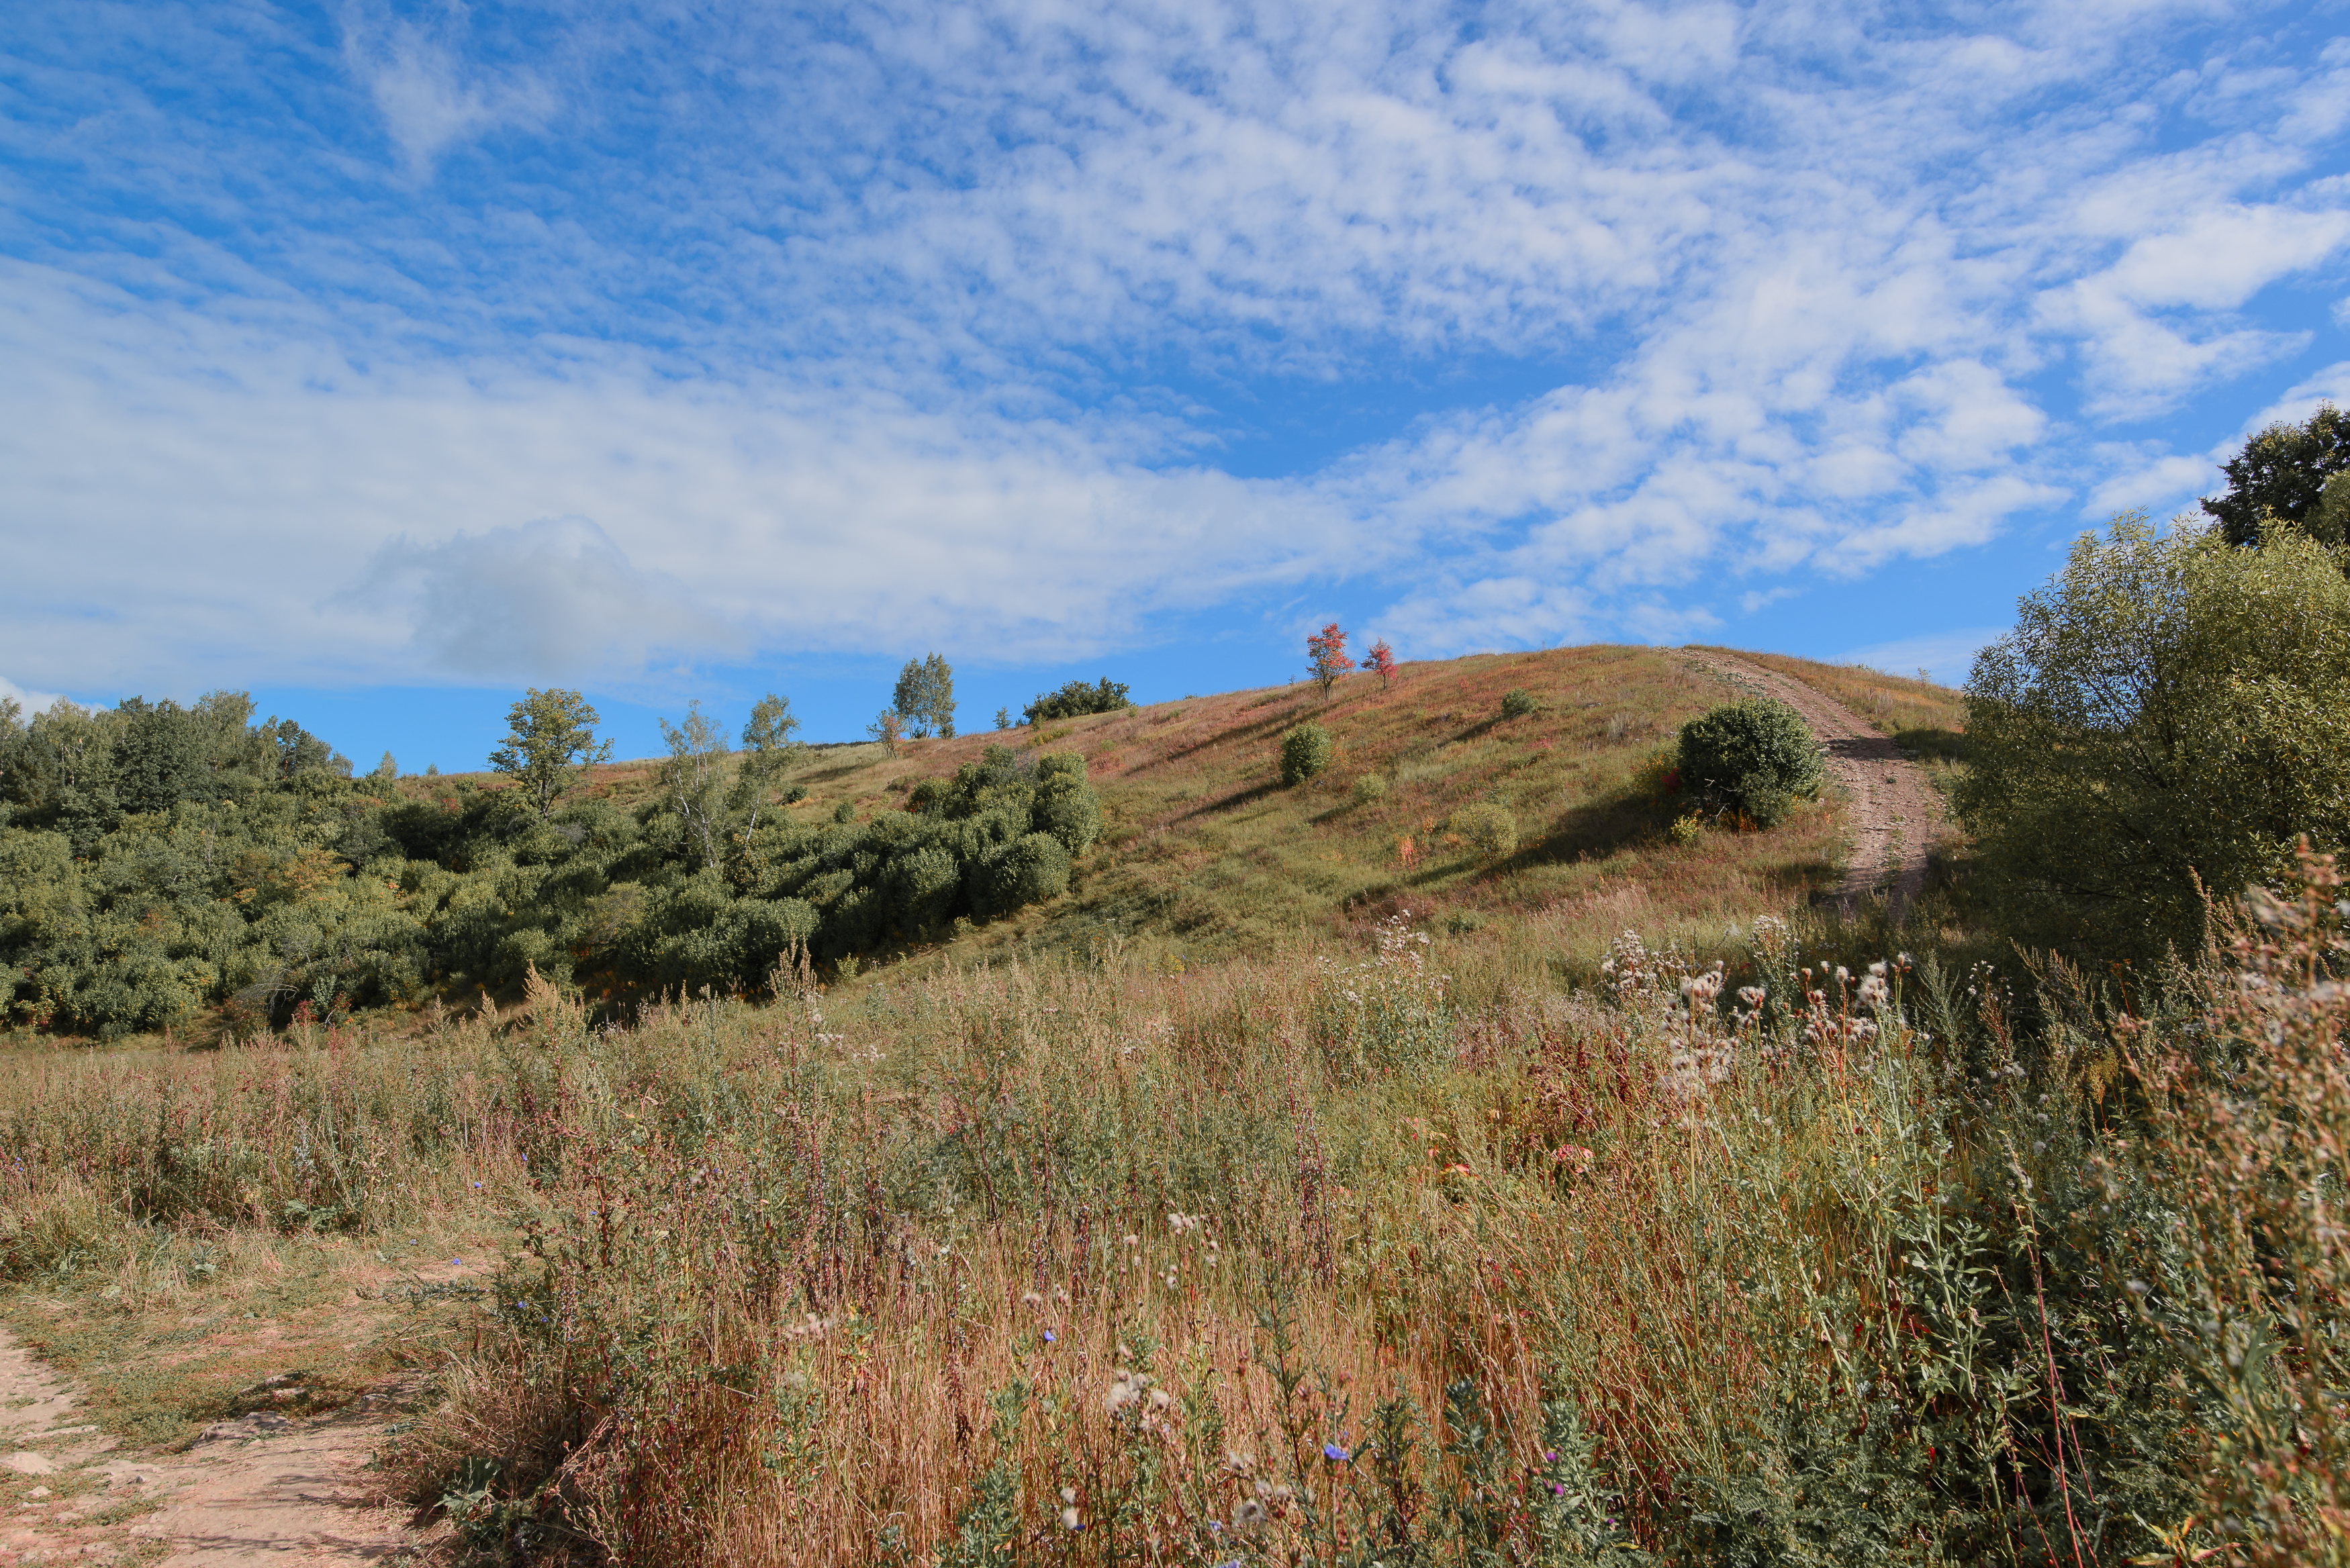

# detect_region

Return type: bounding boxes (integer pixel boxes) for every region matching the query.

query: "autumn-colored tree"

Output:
[1306,622,1354,698]
[867,709,904,756]
[1365,638,1397,691]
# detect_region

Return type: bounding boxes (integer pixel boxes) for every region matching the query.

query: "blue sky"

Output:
[3,0,2347,769]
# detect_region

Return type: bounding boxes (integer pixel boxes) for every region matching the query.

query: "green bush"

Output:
[1452,802,1517,859]
[1279,722,1333,785]
[1676,699,1822,827]
[1500,687,1538,719]
[1352,773,1386,806]
[983,832,1070,912]
[1023,677,1132,725]
[1959,511,2350,960]
[1031,752,1101,856]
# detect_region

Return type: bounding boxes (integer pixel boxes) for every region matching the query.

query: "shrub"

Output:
[1959,511,2350,960]
[1500,687,1538,719]
[1352,773,1387,806]
[983,832,1070,912]
[1031,752,1101,856]
[1668,811,1702,845]
[1023,678,1131,725]
[1452,802,1517,859]
[1280,722,1333,785]
[1676,699,1822,827]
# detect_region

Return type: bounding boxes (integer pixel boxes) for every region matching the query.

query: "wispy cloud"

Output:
[1,0,2345,695]
[340,7,555,179]
[0,675,68,716]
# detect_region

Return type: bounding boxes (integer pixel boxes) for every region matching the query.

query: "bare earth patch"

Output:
[1685,649,1948,914]
[0,1326,423,1567]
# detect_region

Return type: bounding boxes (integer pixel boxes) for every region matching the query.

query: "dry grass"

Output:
[402,646,1853,982]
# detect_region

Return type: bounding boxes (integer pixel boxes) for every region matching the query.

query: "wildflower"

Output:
[1060,1506,1081,1530]
[1020,1291,1043,1309]
[1232,1499,1267,1528]
[1323,1442,1350,1463]
[1061,1487,1077,1505]
[1867,961,1887,978]
[1043,1330,1056,1343]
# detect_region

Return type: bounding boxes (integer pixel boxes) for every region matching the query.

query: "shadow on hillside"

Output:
[1166,779,1284,823]
[1149,703,1309,770]
[1894,727,1969,765]
[1501,789,1665,871]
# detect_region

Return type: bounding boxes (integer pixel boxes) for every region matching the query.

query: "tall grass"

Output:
[2,857,2341,1564]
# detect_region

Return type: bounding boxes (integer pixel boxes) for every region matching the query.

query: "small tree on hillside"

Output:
[867,709,905,756]
[658,700,731,865]
[489,689,612,820]
[1307,623,1354,698]
[893,653,957,739]
[732,692,804,832]
[1365,638,1397,691]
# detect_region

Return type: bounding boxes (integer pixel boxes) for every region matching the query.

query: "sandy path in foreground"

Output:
[0,1329,422,1566]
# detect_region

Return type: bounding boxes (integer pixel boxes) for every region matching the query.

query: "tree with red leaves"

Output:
[1365,638,1397,691]
[1307,622,1354,698]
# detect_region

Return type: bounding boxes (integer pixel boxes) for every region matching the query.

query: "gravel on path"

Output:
[1683,649,1948,916]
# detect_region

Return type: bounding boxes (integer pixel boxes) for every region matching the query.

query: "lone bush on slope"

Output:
[1675,699,1823,828]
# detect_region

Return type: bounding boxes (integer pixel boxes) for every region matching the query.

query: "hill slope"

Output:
[545,644,1918,974]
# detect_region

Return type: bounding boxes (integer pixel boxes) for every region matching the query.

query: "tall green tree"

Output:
[489,689,613,820]
[657,700,731,865]
[892,653,956,738]
[1958,511,2350,961]
[731,693,802,832]
[115,698,212,816]
[2202,401,2350,549]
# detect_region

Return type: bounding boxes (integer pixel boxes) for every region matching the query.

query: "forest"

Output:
[0,677,1102,1038]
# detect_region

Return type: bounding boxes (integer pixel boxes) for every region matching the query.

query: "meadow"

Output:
[3,647,2332,1566]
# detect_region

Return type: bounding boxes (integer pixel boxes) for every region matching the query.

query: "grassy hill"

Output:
[408,644,1962,989]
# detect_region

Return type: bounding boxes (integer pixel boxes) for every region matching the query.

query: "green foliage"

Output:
[2202,399,2350,549]
[1280,722,1333,785]
[1451,801,1517,859]
[1022,677,1131,724]
[0,692,1104,1034]
[1959,511,2350,960]
[1500,687,1538,719]
[657,700,731,866]
[893,652,957,739]
[1677,699,1823,828]
[733,693,804,832]
[487,689,611,821]
[1352,773,1387,806]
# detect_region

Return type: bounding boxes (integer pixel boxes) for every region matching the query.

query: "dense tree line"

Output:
[0,687,1100,1038]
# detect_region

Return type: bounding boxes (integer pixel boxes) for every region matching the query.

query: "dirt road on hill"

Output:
[0,1328,421,1567]
[1683,649,1947,916]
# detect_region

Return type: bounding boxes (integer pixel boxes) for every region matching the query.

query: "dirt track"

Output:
[0,1329,419,1566]
[1683,649,1946,915]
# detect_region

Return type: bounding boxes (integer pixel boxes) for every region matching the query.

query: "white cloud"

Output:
[2085,450,2217,516]
[5,0,2348,689]
[342,11,554,178]
[0,675,68,716]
